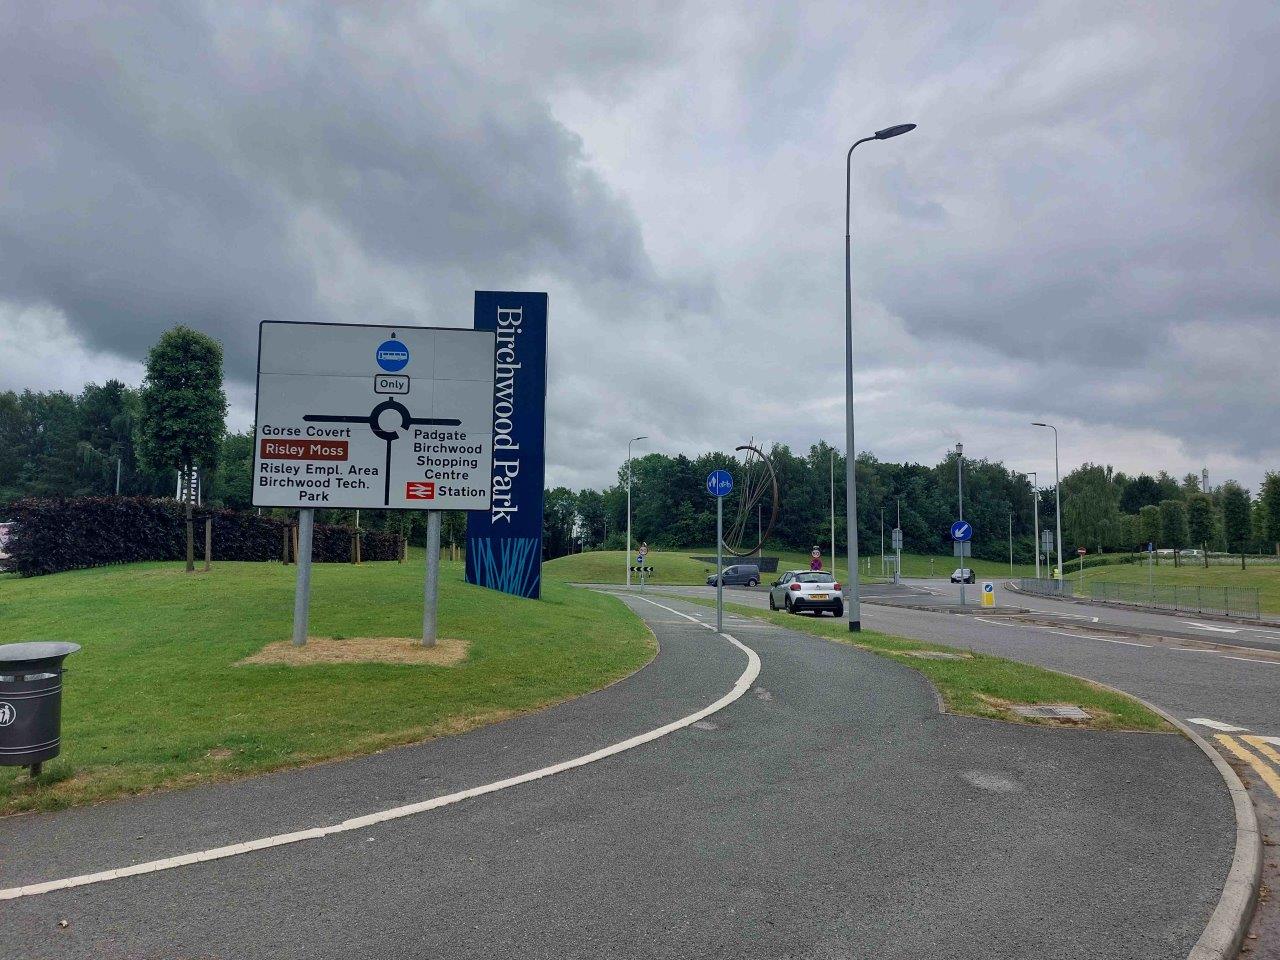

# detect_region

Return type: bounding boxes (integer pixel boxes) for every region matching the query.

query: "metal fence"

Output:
[1018,577,1260,619]
[1017,578,1075,598]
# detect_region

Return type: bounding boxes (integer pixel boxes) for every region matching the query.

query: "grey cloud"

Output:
[2,1,1276,494]
[0,1,663,379]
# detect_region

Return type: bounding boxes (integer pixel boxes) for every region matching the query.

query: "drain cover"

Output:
[1012,704,1090,720]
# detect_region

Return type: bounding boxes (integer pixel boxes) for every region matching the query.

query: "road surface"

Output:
[0,591,1233,960]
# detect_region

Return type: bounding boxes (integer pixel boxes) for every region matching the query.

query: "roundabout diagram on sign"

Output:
[304,398,461,506]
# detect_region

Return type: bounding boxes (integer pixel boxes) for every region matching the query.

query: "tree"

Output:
[1138,504,1162,550]
[1261,472,1280,556]
[1186,494,1214,568]
[136,326,228,572]
[576,489,607,547]
[1062,463,1119,552]
[1158,499,1188,565]
[210,431,254,510]
[542,487,578,560]
[1119,474,1163,514]
[1219,482,1252,570]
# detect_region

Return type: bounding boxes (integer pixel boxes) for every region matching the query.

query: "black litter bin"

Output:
[0,642,81,777]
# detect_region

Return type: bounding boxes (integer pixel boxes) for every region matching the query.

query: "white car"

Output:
[768,570,844,616]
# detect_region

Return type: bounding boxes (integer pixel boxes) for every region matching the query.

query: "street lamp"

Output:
[1031,423,1063,586]
[1022,470,1040,579]
[626,436,647,587]
[843,121,916,632]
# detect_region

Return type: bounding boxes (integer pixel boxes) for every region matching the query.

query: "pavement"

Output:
[0,591,1237,959]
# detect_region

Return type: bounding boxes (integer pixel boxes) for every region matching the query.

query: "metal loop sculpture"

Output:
[722,442,779,557]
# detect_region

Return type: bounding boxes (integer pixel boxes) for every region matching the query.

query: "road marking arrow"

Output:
[1178,620,1239,634]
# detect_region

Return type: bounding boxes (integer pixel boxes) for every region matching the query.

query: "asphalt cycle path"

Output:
[651,581,1280,956]
[0,593,1232,959]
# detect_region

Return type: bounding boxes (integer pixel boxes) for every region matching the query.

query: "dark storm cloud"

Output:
[0,2,662,376]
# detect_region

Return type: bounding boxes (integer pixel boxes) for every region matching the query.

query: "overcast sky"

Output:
[2,2,1277,493]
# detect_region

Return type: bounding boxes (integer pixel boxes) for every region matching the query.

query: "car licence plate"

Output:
[810,593,829,600]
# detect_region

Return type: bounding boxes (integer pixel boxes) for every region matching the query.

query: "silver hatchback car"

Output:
[768,570,844,616]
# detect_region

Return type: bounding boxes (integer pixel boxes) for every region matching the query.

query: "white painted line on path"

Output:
[1187,718,1251,732]
[1178,620,1239,634]
[1172,647,1220,654]
[1224,656,1280,666]
[0,596,761,902]
[1045,629,1151,647]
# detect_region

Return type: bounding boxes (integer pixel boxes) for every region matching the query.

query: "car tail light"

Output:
[789,583,801,591]
[833,582,841,590]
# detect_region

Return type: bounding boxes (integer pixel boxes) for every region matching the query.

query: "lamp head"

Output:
[874,123,917,140]
[1031,422,1047,428]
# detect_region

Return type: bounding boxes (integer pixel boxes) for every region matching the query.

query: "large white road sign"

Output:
[252,321,495,510]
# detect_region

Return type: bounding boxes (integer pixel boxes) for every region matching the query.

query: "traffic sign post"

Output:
[252,321,496,647]
[1077,547,1087,587]
[891,527,902,584]
[707,469,733,632]
[950,519,973,607]
[981,581,995,607]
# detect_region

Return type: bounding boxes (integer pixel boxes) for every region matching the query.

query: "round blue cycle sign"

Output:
[706,470,734,497]
[376,339,410,372]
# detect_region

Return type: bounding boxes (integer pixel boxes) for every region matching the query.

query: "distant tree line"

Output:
[543,450,1280,567]
[5,332,1276,568]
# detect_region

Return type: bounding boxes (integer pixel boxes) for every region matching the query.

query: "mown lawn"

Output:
[1082,561,1280,616]
[667,596,1168,732]
[0,556,654,814]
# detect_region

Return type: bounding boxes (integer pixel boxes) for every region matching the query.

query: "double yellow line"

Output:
[1217,734,1280,797]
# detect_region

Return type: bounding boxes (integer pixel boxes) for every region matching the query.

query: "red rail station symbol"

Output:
[405,481,436,500]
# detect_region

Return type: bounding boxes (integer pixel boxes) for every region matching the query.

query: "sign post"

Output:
[891,527,903,584]
[950,519,973,606]
[981,580,995,607]
[1078,546,1087,589]
[252,321,496,647]
[707,469,734,633]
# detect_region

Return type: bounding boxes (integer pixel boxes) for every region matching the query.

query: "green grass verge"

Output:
[545,549,1037,586]
[663,595,1168,732]
[0,556,654,814]
[1082,562,1280,616]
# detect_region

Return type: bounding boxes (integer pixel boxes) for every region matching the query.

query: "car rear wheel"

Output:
[785,597,797,614]
[833,603,844,618]
[768,593,777,610]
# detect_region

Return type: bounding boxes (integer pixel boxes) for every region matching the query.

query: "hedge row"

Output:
[1,497,402,577]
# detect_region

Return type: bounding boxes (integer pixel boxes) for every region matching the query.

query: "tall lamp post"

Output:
[1023,470,1040,579]
[843,122,916,632]
[1032,423,1063,586]
[626,435,647,587]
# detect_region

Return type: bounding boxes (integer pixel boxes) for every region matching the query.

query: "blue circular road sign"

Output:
[376,338,410,372]
[706,470,734,497]
[950,520,973,542]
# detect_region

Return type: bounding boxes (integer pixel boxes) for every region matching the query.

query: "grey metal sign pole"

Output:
[423,510,442,647]
[957,443,965,608]
[291,508,315,646]
[716,495,724,633]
